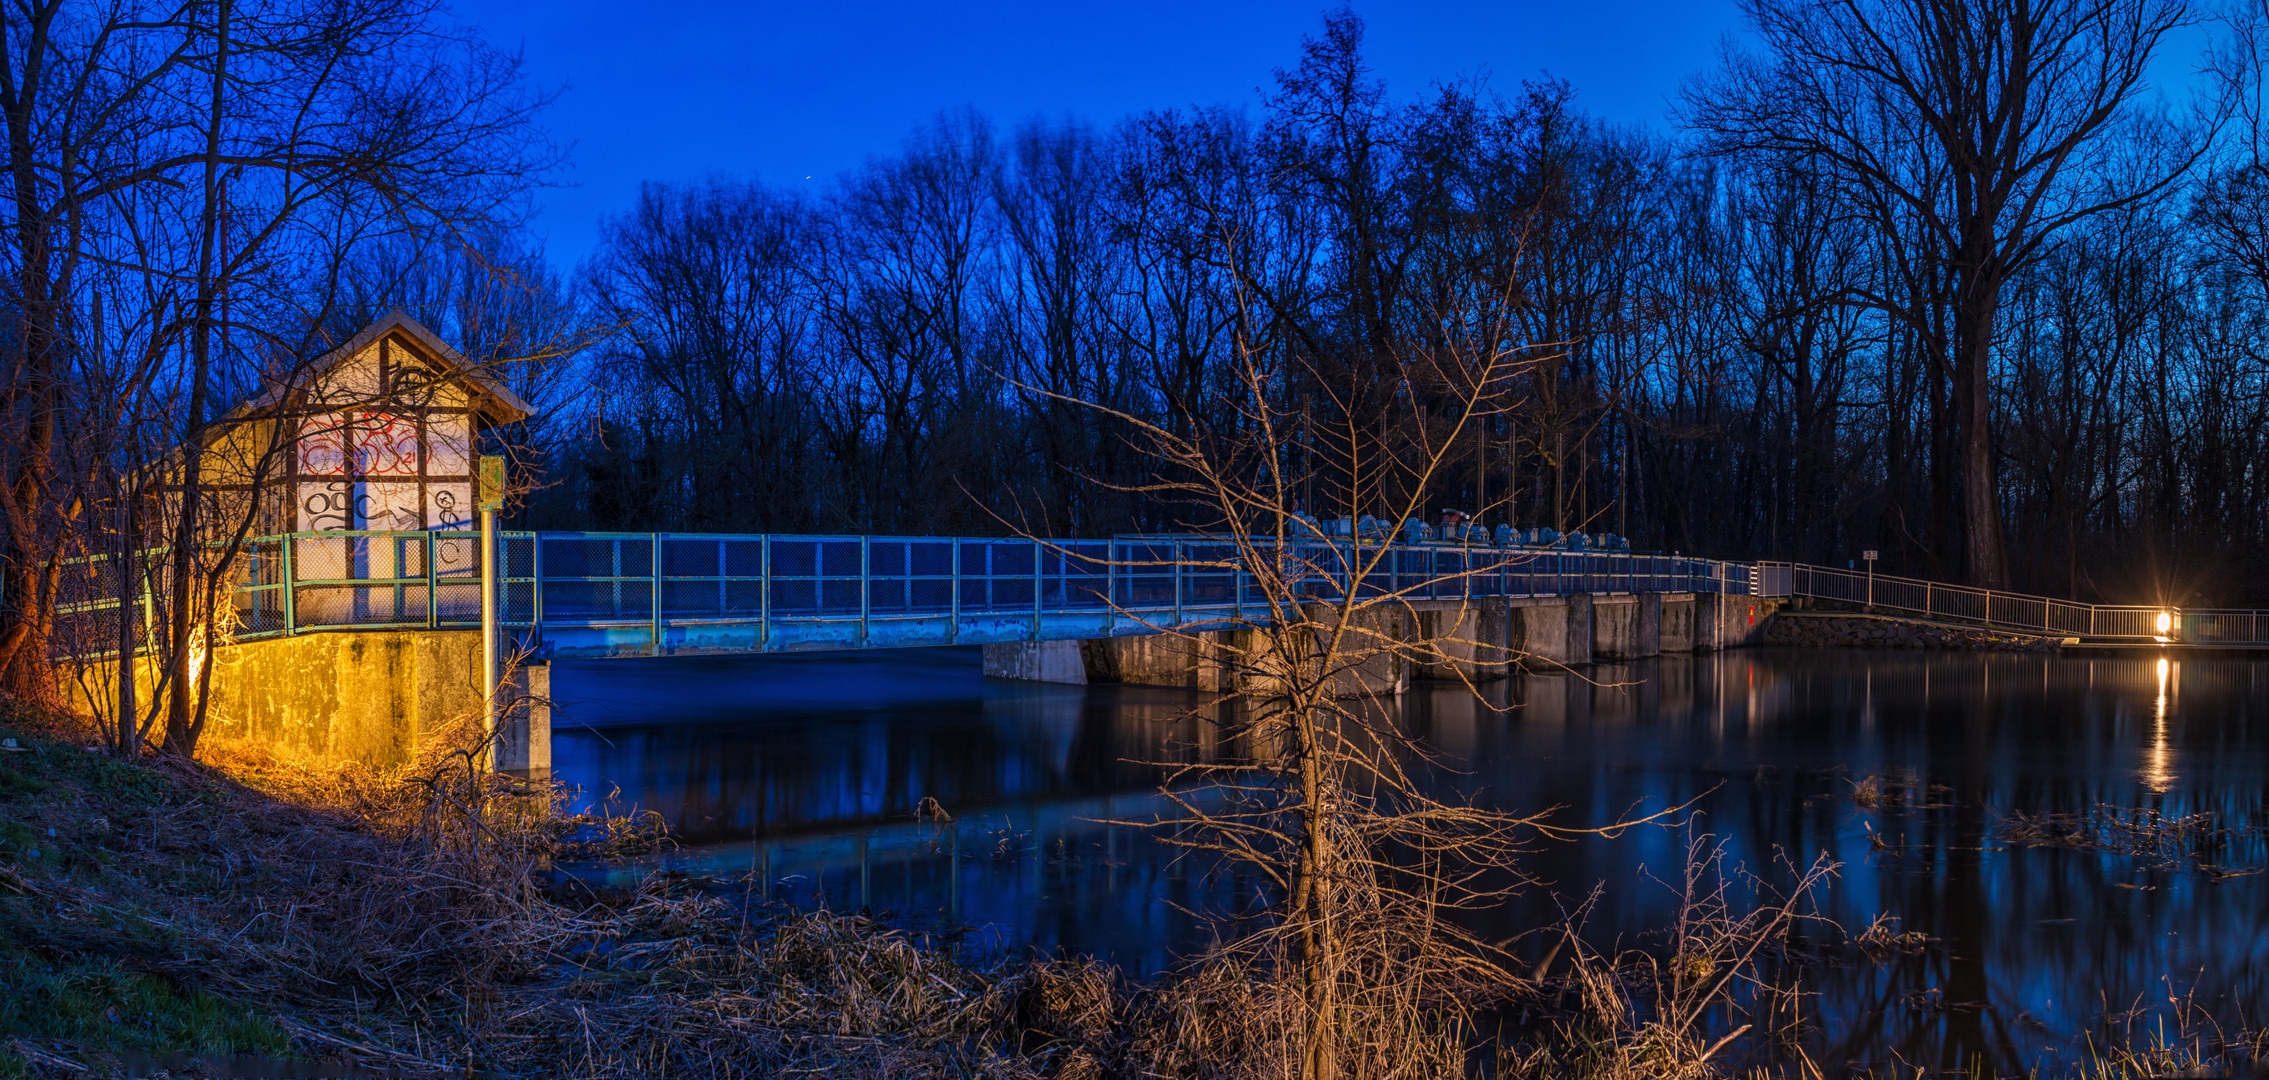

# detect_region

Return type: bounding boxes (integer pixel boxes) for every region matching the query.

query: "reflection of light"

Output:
[2142,657,2176,793]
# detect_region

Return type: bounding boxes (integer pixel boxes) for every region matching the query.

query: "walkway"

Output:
[62,530,2267,659]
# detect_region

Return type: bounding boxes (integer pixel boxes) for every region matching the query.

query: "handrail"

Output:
[48,529,1753,657]
[48,530,2269,657]
[1748,561,2263,643]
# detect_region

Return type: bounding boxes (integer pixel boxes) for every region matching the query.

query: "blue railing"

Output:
[58,529,1757,660]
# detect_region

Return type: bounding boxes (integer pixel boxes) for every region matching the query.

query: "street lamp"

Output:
[1863,550,1878,609]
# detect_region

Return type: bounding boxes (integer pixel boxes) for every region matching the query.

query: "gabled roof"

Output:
[230,309,536,424]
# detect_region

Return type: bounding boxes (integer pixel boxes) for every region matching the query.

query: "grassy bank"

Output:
[5,705,2262,1080]
[0,707,1494,1078]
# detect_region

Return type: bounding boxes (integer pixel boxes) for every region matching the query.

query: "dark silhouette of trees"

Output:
[1684,0,2225,586]
[421,5,2269,610]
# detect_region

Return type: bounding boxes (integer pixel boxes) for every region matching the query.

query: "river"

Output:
[548,646,2269,1072]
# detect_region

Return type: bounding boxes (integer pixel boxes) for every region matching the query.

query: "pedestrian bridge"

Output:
[68,529,2261,658]
[57,528,2267,777]
[209,530,1758,660]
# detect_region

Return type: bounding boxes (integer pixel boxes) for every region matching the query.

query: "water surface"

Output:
[550,647,2269,1072]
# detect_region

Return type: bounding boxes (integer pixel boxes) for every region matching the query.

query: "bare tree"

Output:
[1685,0,2230,587]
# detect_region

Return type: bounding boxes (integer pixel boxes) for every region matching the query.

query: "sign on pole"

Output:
[479,455,506,512]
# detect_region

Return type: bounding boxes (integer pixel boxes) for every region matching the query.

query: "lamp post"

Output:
[479,455,505,765]
[1863,550,1878,609]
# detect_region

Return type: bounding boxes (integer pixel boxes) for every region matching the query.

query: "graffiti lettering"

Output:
[354,412,421,476]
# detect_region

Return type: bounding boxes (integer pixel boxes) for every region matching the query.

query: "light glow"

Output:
[2155,611,2173,635]
[2143,657,2176,792]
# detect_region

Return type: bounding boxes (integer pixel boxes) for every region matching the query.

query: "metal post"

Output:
[1172,540,1184,627]
[426,531,439,629]
[281,532,297,636]
[948,538,961,644]
[862,536,873,647]
[1236,548,1247,619]
[760,535,772,650]
[478,450,507,766]
[531,533,544,636]
[480,508,498,753]
[650,533,663,657]
[1030,539,1041,641]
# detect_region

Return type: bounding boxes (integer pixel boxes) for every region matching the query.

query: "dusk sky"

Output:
[448,0,1753,269]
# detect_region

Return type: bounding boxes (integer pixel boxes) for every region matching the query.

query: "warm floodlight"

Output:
[2155,611,2173,635]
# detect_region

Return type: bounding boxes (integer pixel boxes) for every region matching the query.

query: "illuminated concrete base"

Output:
[70,630,549,775]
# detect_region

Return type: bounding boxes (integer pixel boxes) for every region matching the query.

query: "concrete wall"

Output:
[982,640,1090,684]
[194,630,481,766]
[1593,597,1641,660]
[1509,596,1588,669]
[1700,593,1780,650]
[1662,595,1696,652]
[71,629,548,776]
[986,589,1784,688]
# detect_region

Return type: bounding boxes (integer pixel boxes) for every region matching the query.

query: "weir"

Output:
[57,526,2262,780]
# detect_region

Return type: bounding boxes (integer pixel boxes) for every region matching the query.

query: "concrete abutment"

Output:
[67,630,551,777]
[985,591,1784,688]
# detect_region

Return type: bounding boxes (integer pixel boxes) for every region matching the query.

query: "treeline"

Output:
[522,5,2269,606]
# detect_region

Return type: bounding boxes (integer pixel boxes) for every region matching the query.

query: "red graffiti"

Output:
[298,426,349,476]
[354,412,422,476]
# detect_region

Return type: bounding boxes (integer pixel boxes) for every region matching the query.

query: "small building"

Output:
[173,311,532,630]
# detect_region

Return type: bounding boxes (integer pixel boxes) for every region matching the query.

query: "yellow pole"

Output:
[479,455,505,769]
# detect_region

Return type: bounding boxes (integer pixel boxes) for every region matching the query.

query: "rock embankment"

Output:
[1763,612,2068,653]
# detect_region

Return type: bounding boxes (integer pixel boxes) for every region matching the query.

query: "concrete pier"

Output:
[985,591,1783,688]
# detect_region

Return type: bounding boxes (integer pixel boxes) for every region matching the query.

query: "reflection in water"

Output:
[552,647,2269,1073]
[2143,657,2177,793]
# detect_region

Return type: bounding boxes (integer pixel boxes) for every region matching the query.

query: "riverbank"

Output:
[6,683,2263,1080]
[0,706,1504,1078]
[1763,610,2072,652]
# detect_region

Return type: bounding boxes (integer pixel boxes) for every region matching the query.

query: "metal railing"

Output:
[1749,561,2269,644]
[54,529,1752,659]
[57,529,2269,658]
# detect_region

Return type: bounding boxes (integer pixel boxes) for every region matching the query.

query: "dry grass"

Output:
[2000,804,2267,877]
[1502,835,1838,1080]
[0,704,1495,1079]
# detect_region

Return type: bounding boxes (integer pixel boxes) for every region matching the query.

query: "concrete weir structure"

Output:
[76,633,554,777]
[982,592,1779,688]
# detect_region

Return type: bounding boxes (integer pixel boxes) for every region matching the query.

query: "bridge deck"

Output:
[51,530,2269,659]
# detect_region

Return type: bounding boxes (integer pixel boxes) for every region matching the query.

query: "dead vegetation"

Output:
[2000,804,2267,877]
[0,701,1520,1079]
[1504,835,1838,1080]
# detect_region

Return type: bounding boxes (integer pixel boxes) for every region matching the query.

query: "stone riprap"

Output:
[1764,611,2070,653]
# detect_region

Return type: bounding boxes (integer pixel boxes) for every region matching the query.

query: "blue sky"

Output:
[449,0,1754,269]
